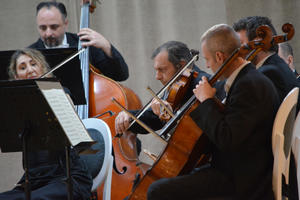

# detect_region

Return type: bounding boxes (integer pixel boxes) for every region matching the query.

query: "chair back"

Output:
[272,87,299,200]
[292,110,300,199]
[81,118,113,200]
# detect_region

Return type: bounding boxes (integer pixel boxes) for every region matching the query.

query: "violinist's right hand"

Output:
[115,111,131,133]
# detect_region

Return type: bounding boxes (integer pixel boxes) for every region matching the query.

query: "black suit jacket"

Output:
[190,63,279,200]
[260,54,300,199]
[259,54,300,111]
[29,32,129,81]
[294,69,299,77]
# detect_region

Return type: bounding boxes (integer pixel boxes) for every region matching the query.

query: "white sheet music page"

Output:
[36,81,93,146]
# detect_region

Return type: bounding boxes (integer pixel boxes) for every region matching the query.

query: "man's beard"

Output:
[43,36,63,47]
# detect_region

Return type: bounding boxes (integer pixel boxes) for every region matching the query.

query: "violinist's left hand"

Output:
[78,28,112,57]
[193,76,216,102]
[151,98,172,117]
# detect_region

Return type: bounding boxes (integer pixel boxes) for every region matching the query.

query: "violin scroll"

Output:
[190,49,200,61]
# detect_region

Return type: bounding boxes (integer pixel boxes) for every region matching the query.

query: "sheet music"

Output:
[36,81,93,146]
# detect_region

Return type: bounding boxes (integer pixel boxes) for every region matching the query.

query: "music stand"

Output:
[0,48,86,105]
[0,78,94,200]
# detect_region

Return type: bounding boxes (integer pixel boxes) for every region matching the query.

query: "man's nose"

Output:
[45,28,53,37]
[155,72,161,80]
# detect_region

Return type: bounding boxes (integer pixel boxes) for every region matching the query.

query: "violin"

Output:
[155,70,195,121]
[119,53,200,134]
[143,50,201,121]
[159,56,199,120]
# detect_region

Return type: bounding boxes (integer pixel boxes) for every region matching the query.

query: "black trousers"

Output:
[0,150,92,200]
[147,166,234,200]
[0,180,79,200]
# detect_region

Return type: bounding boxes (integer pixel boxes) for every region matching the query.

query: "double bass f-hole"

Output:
[93,110,115,119]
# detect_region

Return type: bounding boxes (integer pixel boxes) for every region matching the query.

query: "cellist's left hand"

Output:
[193,76,216,102]
[78,28,112,57]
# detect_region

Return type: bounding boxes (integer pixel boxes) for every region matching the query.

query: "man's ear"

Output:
[287,55,293,65]
[64,19,69,29]
[215,51,224,63]
[178,60,186,68]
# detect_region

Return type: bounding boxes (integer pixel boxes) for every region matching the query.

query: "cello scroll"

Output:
[273,23,295,44]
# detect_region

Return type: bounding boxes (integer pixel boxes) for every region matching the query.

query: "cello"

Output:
[78,1,145,200]
[124,24,294,200]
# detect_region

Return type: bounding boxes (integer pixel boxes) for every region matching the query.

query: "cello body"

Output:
[127,101,209,200]
[88,68,144,200]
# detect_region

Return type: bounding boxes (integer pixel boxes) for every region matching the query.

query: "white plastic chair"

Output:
[272,87,299,200]
[292,110,300,200]
[81,118,113,200]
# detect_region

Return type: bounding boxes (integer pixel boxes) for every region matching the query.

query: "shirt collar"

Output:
[44,34,69,49]
[224,61,250,94]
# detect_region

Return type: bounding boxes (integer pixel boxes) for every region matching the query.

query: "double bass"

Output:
[124,24,294,200]
[77,1,145,200]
